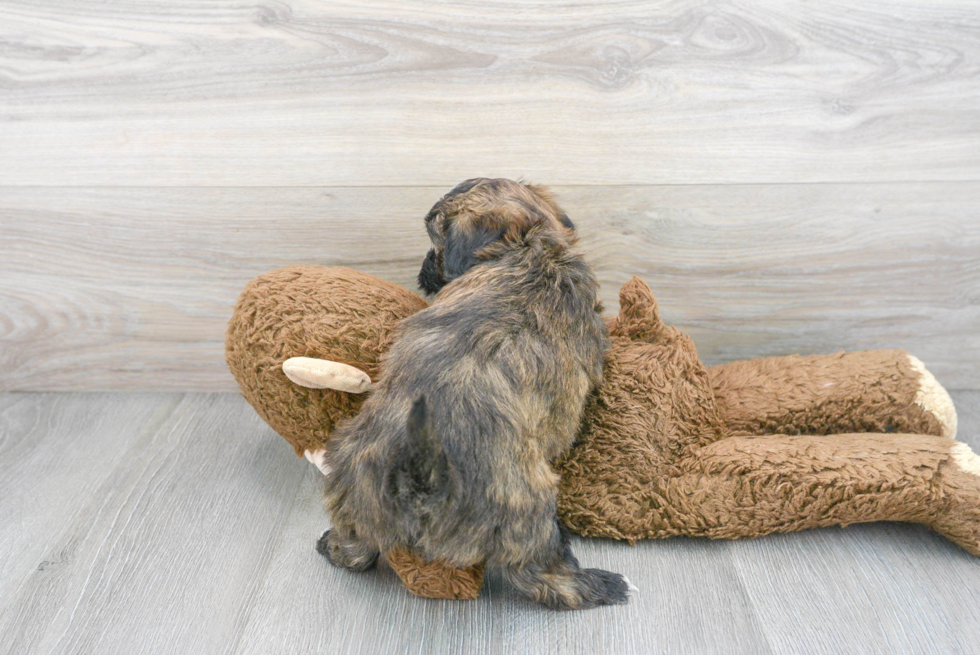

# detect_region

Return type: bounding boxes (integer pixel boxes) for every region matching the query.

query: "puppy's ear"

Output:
[558,212,575,230]
[418,248,446,295]
[443,221,505,280]
[424,209,449,247]
[425,179,487,246]
[444,178,483,199]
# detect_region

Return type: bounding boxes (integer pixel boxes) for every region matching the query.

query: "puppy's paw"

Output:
[535,568,631,610]
[575,568,631,609]
[315,529,333,558]
[316,529,380,572]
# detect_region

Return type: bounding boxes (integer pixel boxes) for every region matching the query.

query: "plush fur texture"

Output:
[319,179,627,610]
[709,351,944,438]
[226,268,977,601]
[385,548,485,600]
[225,267,426,458]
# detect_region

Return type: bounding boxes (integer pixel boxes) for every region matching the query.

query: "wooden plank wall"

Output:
[1,0,978,391]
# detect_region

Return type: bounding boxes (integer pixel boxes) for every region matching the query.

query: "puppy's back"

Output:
[325,242,606,565]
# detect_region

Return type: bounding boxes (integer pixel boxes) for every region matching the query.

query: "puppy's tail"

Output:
[386,396,454,506]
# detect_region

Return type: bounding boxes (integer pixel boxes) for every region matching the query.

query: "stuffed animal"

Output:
[226,266,980,600]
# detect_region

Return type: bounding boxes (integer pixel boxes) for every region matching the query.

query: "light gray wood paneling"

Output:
[0,0,978,186]
[2,183,978,391]
[0,393,306,655]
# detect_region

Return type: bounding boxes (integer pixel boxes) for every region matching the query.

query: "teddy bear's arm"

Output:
[708,350,956,439]
[282,357,373,393]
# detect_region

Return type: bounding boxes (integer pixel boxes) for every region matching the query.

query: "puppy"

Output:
[318,178,628,610]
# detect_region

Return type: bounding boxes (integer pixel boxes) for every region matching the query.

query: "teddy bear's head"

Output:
[226,266,427,457]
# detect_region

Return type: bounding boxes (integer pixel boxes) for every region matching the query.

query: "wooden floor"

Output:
[0,390,977,655]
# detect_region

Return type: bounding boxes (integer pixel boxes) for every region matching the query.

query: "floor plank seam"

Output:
[228,466,313,655]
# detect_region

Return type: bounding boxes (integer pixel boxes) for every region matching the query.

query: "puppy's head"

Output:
[418,178,576,294]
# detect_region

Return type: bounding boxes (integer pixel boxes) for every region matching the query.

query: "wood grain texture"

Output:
[2,183,977,391]
[237,466,773,655]
[2,392,978,654]
[729,390,980,655]
[0,393,306,655]
[0,393,169,608]
[0,0,978,186]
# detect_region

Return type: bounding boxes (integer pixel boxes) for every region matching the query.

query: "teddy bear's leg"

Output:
[708,350,956,439]
[932,443,980,556]
[385,548,485,600]
[669,432,980,556]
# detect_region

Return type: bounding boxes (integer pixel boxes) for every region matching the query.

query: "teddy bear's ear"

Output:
[611,277,669,343]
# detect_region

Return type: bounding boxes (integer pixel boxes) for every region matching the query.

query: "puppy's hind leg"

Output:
[316,523,380,572]
[504,523,629,610]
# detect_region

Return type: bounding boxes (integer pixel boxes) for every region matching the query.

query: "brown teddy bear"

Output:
[226,266,979,600]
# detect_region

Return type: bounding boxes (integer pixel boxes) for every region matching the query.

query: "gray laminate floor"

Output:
[1,391,978,655]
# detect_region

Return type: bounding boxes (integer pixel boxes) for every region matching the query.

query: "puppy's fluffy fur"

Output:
[319,178,628,609]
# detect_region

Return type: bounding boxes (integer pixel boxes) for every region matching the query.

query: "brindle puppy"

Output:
[318,178,629,610]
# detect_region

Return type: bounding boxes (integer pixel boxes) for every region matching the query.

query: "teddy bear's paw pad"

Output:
[304,449,332,476]
[951,442,980,479]
[908,355,958,439]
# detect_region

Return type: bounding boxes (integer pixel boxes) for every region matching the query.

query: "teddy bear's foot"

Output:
[386,548,485,600]
[933,442,980,557]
